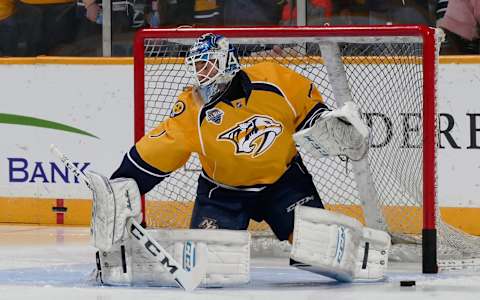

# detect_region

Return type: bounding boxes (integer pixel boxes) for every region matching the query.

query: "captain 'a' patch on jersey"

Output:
[217,115,283,158]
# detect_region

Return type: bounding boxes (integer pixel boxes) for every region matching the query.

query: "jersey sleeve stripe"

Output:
[127,146,170,178]
[197,106,207,156]
[251,82,283,97]
[110,147,168,195]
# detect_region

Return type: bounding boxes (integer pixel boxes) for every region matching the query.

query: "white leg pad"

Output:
[290,206,390,282]
[291,206,363,282]
[96,229,250,287]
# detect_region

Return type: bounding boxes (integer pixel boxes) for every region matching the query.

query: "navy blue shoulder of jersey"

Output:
[199,70,284,125]
[110,146,170,195]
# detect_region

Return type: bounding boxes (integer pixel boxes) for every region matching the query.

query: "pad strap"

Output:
[354,227,390,281]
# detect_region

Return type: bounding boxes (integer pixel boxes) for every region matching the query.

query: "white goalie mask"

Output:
[185,33,240,103]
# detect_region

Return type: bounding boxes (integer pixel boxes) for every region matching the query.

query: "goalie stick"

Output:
[49,144,207,291]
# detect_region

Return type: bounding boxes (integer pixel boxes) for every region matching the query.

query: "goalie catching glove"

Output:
[290,206,390,282]
[294,101,370,161]
[86,171,142,251]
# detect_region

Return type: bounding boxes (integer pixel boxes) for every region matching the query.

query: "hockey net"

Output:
[133,26,480,272]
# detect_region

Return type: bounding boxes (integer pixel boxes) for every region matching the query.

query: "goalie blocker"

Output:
[86,170,142,251]
[290,206,390,282]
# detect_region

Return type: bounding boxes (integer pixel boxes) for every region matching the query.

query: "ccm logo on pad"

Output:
[286,195,314,212]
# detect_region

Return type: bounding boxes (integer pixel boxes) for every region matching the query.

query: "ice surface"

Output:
[1,225,480,300]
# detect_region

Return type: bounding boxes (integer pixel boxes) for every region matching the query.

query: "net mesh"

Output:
[138,33,480,265]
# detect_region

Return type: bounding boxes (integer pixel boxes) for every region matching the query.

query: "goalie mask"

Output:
[185,33,240,103]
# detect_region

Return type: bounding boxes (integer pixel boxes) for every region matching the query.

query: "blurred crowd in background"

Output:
[0,0,478,57]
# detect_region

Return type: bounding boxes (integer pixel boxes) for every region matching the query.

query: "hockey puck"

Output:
[400,280,416,287]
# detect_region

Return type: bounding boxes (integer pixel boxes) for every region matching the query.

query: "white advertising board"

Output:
[437,63,480,207]
[0,64,133,198]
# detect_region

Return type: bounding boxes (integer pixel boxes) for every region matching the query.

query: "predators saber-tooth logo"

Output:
[218,115,283,157]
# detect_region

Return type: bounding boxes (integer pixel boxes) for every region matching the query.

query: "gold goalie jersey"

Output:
[135,62,328,187]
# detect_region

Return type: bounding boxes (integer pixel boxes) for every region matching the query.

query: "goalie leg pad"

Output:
[96,229,250,287]
[87,171,142,251]
[290,206,390,282]
[290,206,363,282]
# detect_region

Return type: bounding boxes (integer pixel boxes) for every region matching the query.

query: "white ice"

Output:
[1,224,480,300]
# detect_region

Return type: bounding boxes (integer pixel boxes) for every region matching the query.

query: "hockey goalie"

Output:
[75,32,391,289]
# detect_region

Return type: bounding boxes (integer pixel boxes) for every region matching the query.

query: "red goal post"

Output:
[133,25,442,273]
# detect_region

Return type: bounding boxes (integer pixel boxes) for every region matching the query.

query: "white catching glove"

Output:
[86,171,142,251]
[294,102,370,161]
